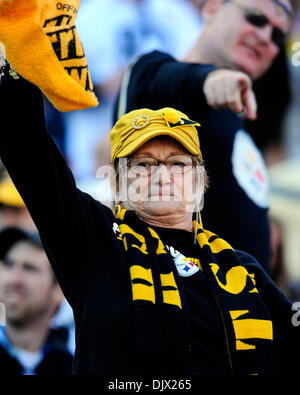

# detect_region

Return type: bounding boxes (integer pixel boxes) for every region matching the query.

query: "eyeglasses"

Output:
[224,0,286,49]
[127,154,199,175]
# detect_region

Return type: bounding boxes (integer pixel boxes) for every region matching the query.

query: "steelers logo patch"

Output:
[232,130,269,209]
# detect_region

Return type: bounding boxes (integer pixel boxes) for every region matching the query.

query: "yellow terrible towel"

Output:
[0,0,98,112]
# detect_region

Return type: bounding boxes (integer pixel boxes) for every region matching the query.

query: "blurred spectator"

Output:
[284,7,300,159]
[0,228,73,375]
[245,49,292,166]
[0,172,76,355]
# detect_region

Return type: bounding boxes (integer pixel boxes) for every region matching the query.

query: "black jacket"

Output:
[0,328,72,376]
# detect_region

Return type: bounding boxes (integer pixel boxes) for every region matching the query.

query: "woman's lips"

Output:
[147,193,175,201]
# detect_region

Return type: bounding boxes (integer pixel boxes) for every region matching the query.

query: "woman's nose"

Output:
[152,164,172,184]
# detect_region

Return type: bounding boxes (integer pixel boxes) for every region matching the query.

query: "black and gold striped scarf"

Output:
[114,206,274,375]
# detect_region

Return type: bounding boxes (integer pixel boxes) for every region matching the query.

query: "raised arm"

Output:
[0,73,108,301]
[115,51,216,120]
[115,51,257,121]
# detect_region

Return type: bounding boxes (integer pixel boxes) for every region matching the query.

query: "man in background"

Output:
[0,227,73,375]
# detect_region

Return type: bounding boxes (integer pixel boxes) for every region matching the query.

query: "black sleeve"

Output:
[0,74,109,302]
[115,51,217,121]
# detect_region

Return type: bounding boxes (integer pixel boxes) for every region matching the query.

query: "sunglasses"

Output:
[224,0,286,49]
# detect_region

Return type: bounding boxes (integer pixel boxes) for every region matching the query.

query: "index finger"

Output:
[242,88,257,120]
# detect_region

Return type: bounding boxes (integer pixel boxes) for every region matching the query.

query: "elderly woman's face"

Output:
[119,137,204,218]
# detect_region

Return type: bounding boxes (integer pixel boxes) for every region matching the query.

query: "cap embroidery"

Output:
[162,110,201,129]
[132,115,151,129]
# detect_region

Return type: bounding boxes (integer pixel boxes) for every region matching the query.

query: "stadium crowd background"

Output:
[0,0,299,374]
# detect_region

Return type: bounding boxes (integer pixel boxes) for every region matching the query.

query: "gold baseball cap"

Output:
[110,108,202,164]
[0,173,25,208]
